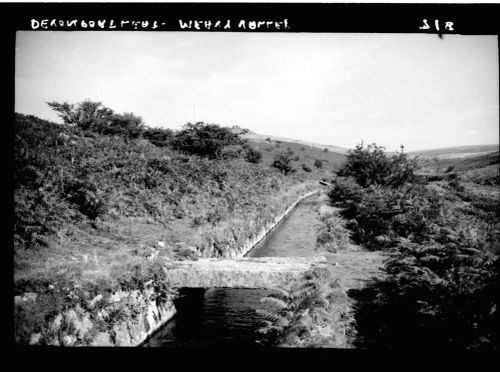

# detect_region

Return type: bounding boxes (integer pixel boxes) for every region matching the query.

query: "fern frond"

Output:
[256,308,283,322]
[260,296,288,310]
[289,283,317,301]
[272,285,291,298]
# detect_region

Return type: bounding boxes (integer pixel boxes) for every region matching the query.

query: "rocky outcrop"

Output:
[161,256,330,289]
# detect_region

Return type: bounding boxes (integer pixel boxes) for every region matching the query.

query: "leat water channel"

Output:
[143,193,325,347]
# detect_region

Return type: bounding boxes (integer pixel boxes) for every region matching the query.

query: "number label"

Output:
[420,19,454,32]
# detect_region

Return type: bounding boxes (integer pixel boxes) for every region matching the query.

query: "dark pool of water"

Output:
[143,193,322,347]
[143,288,275,348]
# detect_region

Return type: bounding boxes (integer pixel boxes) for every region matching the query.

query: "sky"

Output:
[15,32,498,152]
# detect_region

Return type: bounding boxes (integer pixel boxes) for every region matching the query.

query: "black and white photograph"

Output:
[9,2,500,350]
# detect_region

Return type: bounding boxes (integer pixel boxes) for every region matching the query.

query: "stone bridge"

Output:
[160,256,330,289]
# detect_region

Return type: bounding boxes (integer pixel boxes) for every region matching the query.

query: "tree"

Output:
[338,142,419,187]
[47,100,114,130]
[272,152,295,175]
[47,100,145,138]
[313,159,323,169]
[172,122,243,159]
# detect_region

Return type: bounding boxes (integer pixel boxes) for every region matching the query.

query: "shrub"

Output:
[338,143,419,188]
[327,177,364,206]
[272,152,295,175]
[315,214,351,253]
[448,179,465,192]
[390,191,443,244]
[63,178,108,220]
[105,112,144,139]
[313,159,323,169]
[244,147,263,163]
[330,182,448,247]
[142,127,174,147]
[172,122,242,159]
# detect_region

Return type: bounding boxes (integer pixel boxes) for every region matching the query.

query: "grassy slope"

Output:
[241,129,349,154]
[417,149,500,182]
[409,144,499,158]
[14,113,344,292]
[445,151,499,172]
[246,138,345,175]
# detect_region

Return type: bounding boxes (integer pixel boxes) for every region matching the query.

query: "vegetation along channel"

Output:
[14,100,499,349]
[143,193,324,347]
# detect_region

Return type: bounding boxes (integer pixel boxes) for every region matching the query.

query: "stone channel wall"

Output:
[22,282,177,347]
[226,189,319,259]
[23,189,319,347]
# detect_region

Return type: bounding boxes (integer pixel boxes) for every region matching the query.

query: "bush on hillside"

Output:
[172,122,243,159]
[272,152,295,175]
[448,179,465,192]
[244,147,263,164]
[63,178,108,219]
[313,159,323,169]
[47,100,145,139]
[338,143,419,188]
[327,177,364,207]
[142,127,175,147]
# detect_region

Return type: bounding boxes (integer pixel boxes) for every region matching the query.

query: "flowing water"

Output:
[143,193,323,347]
